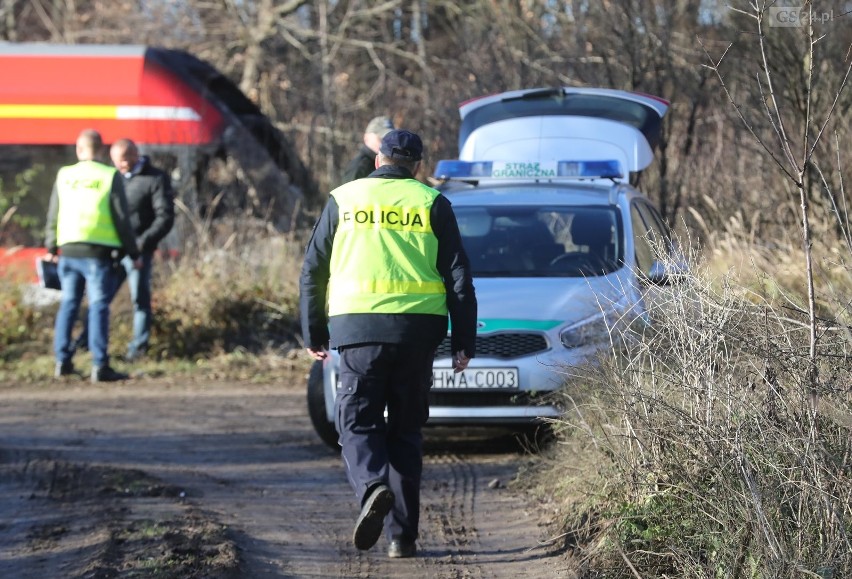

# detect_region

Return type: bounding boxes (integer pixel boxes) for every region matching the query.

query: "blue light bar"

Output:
[433,159,622,180]
[434,160,493,179]
[557,160,622,179]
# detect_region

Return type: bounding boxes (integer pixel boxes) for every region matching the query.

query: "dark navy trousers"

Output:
[335,342,434,543]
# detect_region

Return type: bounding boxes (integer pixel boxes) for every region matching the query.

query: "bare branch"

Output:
[806,47,852,162]
[801,2,815,169]
[30,0,63,41]
[698,37,798,183]
[271,0,311,18]
[754,0,798,171]
[810,142,852,253]
[281,24,433,68]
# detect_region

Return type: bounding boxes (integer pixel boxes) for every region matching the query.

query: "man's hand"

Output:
[306,346,329,361]
[452,349,469,373]
[45,252,59,264]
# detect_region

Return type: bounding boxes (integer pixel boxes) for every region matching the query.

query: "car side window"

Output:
[630,204,654,276]
[635,201,671,260]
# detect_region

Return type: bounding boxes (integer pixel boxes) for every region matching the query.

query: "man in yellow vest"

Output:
[44,129,142,383]
[300,129,477,559]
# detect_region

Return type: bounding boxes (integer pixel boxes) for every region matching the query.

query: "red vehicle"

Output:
[0,43,314,283]
[0,44,226,148]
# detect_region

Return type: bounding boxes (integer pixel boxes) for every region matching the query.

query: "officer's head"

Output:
[376,129,423,175]
[110,138,140,175]
[76,129,104,162]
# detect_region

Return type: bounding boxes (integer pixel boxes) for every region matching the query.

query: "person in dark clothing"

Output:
[45,129,141,383]
[108,138,175,360]
[339,115,395,184]
[300,129,478,559]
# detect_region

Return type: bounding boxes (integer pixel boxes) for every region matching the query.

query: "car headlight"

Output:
[559,312,616,349]
[560,302,651,349]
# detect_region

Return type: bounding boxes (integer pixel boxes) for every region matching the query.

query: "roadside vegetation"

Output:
[529,232,852,578]
[1,1,851,577]
[0,218,310,384]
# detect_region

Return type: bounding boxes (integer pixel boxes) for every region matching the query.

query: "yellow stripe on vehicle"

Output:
[0,104,200,120]
[0,104,119,118]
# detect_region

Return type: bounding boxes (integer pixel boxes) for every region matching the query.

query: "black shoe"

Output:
[388,538,417,558]
[54,361,76,378]
[353,484,394,551]
[91,365,129,383]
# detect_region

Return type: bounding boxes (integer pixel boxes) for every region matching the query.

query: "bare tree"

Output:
[12,0,845,243]
[701,0,852,394]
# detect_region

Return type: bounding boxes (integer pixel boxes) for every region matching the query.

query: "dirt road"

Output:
[0,372,571,578]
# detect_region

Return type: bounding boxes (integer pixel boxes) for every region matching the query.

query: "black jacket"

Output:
[340,145,377,184]
[44,161,140,261]
[300,165,478,357]
[122,156,175,254]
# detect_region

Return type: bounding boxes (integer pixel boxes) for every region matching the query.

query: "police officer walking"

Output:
[300,129,477,558]
[45,128,141,383]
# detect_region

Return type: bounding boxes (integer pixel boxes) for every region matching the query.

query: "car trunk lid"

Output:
[457,87,669,179]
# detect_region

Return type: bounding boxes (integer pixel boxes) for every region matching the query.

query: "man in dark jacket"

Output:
[108,138,175,360]
[45,129,141,383]
[339,115,394,184]
[301,129,477,559]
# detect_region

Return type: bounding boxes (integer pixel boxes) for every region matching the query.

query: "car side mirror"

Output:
[645,259,688,286]
[647,261,669,285]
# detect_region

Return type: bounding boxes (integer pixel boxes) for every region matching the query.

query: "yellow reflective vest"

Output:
[328,178,448,316]
[56,161,121,248]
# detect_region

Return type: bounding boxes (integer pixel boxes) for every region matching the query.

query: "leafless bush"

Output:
[145,225,306,359]
[552,244,852,578]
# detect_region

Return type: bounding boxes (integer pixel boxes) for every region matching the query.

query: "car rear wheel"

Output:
[306,360,340,451]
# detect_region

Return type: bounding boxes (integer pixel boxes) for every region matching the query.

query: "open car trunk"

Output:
[457,87,669,181]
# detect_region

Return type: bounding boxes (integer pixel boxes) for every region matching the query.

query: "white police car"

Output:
[308,87,679,448]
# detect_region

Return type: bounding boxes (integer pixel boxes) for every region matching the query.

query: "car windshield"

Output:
[455,205,623,278]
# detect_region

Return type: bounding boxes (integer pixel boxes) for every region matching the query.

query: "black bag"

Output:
[36,258,61,290]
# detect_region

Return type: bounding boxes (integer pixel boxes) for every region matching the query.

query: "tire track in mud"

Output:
[418,445,567,579]
[422,453,484,577]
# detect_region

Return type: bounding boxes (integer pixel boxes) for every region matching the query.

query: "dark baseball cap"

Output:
[380,129,423,162]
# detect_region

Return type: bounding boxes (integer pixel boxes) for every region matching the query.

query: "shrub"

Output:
[0,228,306,375]
[145,231,304,359]
[546,240,852,578]
[0,281,54,355]
[0,164,48,245]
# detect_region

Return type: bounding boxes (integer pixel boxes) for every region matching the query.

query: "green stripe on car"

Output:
[450,319,562,332]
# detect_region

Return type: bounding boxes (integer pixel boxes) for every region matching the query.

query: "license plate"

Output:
[431,367,519,390]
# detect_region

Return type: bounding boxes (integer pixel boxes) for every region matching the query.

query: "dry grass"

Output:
[148,224,306,359]
[0,218,310,380]
[533,233,852,578]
